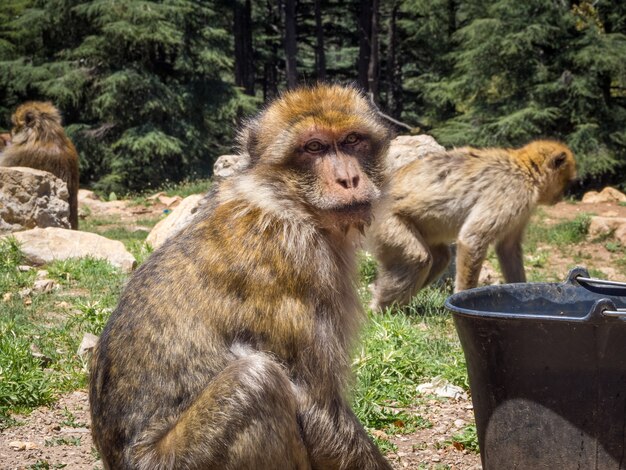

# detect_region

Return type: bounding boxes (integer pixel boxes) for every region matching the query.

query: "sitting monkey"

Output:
[90,84,394,470]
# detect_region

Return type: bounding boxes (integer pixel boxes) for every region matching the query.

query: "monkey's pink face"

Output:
[291,127,383,229]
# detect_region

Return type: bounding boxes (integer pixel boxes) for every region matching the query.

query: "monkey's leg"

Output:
[454,238,489,292]
[370,215,433,311]
[131,352,310,470]
[299,397,393,470]
[423,244,452,287]
[495,231,526,283]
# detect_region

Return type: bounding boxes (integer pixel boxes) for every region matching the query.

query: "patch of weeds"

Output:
[605,241,622,253]
[448,424,479,453]
[45,436,82,446]
[1,248,124,422]
[354,287,466,432]
[60,407,87,428]
[29,460,67,469]
[526,214,591,249]
[371,435,398,454]
[358,251,378,285]
[68,301,111,335]
[0,322,54,428]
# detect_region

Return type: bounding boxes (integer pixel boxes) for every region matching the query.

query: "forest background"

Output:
[0,0,625,195]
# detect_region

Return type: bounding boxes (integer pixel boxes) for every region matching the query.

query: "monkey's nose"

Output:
[336,174,360,189]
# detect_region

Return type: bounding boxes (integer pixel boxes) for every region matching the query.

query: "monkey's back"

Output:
[387,148,536,242]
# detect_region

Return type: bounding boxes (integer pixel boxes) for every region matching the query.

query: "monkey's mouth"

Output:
[331,201,372,215]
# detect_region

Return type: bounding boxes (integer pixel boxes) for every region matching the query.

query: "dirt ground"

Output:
[2,195,625,470]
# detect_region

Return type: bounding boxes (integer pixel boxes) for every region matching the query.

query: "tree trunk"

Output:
[314,0,326,81]
[367,0,379,103]
[234,0,255,96]
[263,0,279,100]
[358,0,372,91]
[284,0,298,89]
[387,1,402,117]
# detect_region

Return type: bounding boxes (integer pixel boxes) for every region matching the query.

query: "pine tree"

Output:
[429,0,626,181]
[0,0,249,194]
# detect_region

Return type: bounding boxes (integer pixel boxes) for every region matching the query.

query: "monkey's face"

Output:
[244,84,391,232]
[289,125,384,230]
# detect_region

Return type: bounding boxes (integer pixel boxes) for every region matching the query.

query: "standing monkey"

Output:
[369,140,576,311]
[0,102,80,229]
[89,84,393,470]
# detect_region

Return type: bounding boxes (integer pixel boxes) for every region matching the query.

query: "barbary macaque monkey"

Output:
[369,140,577,311]
[0,102,79,229]
[89,84,394,469]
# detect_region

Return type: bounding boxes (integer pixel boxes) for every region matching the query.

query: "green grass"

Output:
[353,286,466,433]
[448,425,479,452]
[0,238,125,429]
[525,213,591,251]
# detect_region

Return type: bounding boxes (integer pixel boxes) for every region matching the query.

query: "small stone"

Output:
[454,419,466,428]
[77,333,99,356]
[18,287,32,298]
[8,441,37,451]
[33,279,56,293]
[2,292,12,302]
[17,265,32,272]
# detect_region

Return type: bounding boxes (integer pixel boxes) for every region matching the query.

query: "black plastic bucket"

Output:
[445,267,626,470]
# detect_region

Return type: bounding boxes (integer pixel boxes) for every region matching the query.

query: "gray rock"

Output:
[213,154,250,181]
[582,187,626,204]
[77,333,99,357]
[589,216,626,244]
[146,194,205,249]
[3,227,136,273]
[0,167,70,232]
[386,135,445,171]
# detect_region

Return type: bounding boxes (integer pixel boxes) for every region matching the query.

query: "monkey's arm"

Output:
[495,230,526,283]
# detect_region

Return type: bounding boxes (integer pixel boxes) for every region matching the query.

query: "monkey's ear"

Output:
[549,152,568,170]
[24,111,36,127]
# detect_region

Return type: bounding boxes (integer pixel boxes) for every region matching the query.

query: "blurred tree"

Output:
[421,0,626,182]
[0,0,251,194]
[234,0,255,96]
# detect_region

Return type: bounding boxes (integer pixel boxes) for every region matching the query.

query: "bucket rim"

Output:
[444,268,622,323]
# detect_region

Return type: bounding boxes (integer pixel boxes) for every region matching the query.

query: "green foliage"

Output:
[0,0,252,194]
[0,242,125,428]
[448,425,479,453]
[353,286,467,432]
[526,213,591,251]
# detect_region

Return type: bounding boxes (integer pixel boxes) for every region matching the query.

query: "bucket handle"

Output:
[574,273,626,318]
[601,308,626,318]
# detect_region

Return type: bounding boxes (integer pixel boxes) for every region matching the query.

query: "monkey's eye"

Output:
[343,133,361,145]
[304,140,325,153]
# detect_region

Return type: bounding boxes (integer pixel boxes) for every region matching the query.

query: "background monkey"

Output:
[369,140,577,311]
[0,102,79,229]
[89,84,394,470]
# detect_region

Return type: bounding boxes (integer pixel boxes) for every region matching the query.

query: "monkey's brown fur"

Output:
[89,84,393,469]
[0,132,10,150]
[0,102,79,229]
[369,140,577,311]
